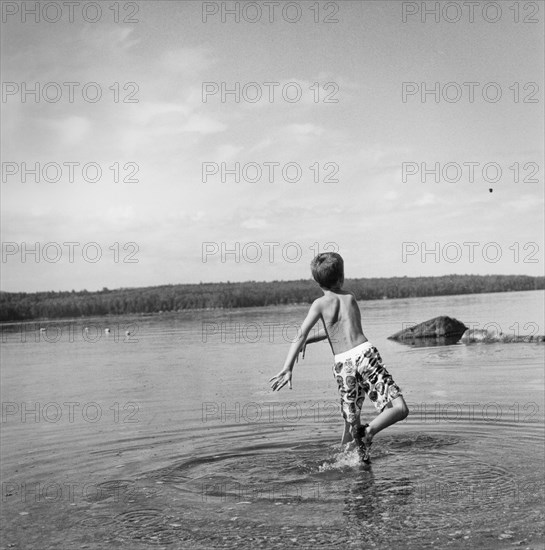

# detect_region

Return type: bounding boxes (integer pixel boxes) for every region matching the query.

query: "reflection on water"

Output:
[80,428,541,549]
[1,291,544,549]
[391,335,464,347]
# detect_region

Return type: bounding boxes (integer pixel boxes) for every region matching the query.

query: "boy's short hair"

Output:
[310,252,344,289]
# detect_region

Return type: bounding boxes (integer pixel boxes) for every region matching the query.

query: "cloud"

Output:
[49,115,91,146]
[183,114,226,134]
[161,47,216,75]
[248,138,273,153]
[285,123,324,137]
[413,193,437,207]
[510,194,543,213]
[104,205,137,226]
[241,218,267,229]
[216,144,244,160]
[127,102,192,125]
[79,26,140,54]
[191,211,206,222]
[110,100,226,155]
[384,191,399,201]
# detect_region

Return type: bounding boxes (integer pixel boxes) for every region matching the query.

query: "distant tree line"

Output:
[0,275,543,322]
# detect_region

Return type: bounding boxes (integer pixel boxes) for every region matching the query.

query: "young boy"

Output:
[269,252,409,461]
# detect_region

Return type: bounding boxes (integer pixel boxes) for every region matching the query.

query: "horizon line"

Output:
[1,272,544,295]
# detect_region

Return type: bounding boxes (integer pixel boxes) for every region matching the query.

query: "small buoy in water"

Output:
[84,327,89,332]
[39,328,46,332]
[105,328,111,334]
[125,330,131,336]
[489,188,493,192]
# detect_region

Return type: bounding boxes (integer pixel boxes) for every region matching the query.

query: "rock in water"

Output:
[388,316,467,344]
[460,328,495,343]
[461,329,545,344]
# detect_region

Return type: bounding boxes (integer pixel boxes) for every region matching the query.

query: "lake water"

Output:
[1,290,544,549]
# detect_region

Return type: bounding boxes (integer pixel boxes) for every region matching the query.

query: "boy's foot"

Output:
[357,424,373,462]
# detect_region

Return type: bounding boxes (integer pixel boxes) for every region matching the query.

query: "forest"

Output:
[0,274,543,322]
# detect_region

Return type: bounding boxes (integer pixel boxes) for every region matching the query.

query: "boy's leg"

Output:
[365,395,409,446]
[343,374,366,451]
[341,420,353,445]
[334,359,364,448]
[341,417,364,446]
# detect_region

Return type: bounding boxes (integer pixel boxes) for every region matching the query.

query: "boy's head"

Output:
[310,252,344,289]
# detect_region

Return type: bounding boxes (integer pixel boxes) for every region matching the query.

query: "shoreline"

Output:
[0,288,542,325]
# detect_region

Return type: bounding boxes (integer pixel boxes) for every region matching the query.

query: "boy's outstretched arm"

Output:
[295,326,328,363]
[269,301,322,391]
[304,326,329,346]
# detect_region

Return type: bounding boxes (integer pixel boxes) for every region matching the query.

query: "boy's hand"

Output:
[269,369,292,391]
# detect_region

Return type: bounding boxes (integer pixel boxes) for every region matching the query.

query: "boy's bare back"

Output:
[315,289,368,355]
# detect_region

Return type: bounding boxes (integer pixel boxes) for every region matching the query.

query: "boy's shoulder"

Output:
[316,290,355,301]
[309,294,336,313]
[310,290,355,310]
[311,295,327,308]
[311,292,341,309]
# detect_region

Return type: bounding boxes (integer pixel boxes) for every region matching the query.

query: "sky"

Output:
[1,0,544,292]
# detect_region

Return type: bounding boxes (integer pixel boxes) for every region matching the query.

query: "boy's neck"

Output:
[321,285,343,294]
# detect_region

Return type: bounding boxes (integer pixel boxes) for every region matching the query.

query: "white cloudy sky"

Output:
[1,1,543,292]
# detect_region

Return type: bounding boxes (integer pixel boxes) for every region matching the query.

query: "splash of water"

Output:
[318,444,362,472]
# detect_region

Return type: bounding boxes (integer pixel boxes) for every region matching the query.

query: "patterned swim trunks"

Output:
[333,341,402,424]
